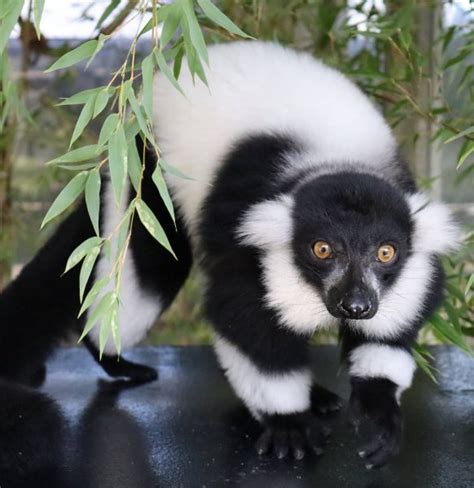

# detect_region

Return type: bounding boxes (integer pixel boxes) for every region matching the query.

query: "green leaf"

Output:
[0,0,24,55]
[124,81,154,141]
[70,95,96,147]
[79,246,101,301]
[41,172,88,228]
[79,291,115,342]
[180,0,209,65]
[98,113,120,147]
[64,236,103,274]
[57,162,98,171]
[155,49,185,96]
[457,141,474,169]
[152,164,175,224]
[159,158,194,180]
[128,139,142,193]
[99,304,115,358]
[429,314,471,353]
[136,200,176,258]
[85,170,101,235]
[45,39,99,72]
[465,273,474,296]
[141,53,155,121]
[444,126,474,144]
[197,0,252,39]
[78,276,110,318]
[57,87,104,106]
[95,0,120,30]
[93,88,111,118]
[86,33,108,68]
[33,0,45,39]
[46,144,102,165]
[108,124,128,204]
[160,3,182,49]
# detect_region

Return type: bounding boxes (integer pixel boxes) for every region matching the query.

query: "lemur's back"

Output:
[153,41,396,229]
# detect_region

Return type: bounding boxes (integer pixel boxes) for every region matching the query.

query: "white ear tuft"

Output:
[408,192,463,255]
[236,195,294,249]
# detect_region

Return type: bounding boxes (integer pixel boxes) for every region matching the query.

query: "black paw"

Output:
[255,412,328,460]
[105,359,158,384]
[349,377,402,469]
[311,383,343,415]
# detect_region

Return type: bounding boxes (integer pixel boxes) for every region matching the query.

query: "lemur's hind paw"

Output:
[107,359,158,384]
[311,383,343,415]
[255,412,328,460]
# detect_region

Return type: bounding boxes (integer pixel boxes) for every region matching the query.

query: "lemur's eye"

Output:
[377,244,396,263]
[312,241,333,260]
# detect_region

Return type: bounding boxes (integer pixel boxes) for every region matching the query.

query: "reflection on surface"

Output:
[0,379,156,488]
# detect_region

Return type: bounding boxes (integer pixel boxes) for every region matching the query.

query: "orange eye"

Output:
[377,244,396,263]
[312,241,333,260]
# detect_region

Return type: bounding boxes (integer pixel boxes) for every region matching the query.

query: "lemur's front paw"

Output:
[349,377,402,469]
[255,412,328,460]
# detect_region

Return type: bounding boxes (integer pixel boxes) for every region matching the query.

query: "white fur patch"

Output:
[349,252,433,339]
[88,180,162,355]
[261,246,338,334]
[349,344,416,390]
[154,41,396,231]
[408,192,462,255]
[236,196,294,249]
[214,335,312,418]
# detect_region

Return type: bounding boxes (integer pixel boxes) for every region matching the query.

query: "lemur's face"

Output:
[292,173,413,321]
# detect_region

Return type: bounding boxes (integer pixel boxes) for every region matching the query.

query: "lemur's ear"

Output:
[236,195,293,249]
[407,192,462,255]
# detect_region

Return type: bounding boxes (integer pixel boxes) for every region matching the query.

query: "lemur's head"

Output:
[237,170,460,334]
[291,173,413,320]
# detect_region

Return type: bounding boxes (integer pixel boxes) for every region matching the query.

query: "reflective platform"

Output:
[0,346,473,487]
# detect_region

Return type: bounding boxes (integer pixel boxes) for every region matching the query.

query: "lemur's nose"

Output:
[338,295,372,319]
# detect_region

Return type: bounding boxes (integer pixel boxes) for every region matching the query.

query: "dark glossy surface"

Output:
[0,346,473,487]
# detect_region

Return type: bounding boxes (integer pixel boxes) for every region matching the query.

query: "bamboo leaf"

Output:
[79,291,115,342]
[124,81,154,141]
[70,96,96,147]
[85,170,102,235]
[155,49,185,96]
[180,0,209,65]
[64,236,103,274]
[136,200,176,258]
[0,0,24,55]
[33,0,45,39]
[98,113,120,147]
[45,39,98,72]
[57,87,104,106]
[41,172,88,228]
[108,124,128,204]
[128,140,142,193]
[152,164,175,224]
[79,246,101,301]
[159,157,194,180]
[86,33,108,68]
[160,3,182,49]
[141,53,155,121]
[95,0,120,30]
[78,276,109,318]
[93,88,111,118]
[46,144,102,165]
[197,0,252,39]
[444,126,474,144]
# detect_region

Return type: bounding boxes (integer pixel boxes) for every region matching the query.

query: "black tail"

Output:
[0,201,92,385]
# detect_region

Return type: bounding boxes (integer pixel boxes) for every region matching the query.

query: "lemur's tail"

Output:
[0,200,92,385]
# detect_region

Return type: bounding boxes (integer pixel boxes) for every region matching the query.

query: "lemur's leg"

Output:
[84,137,193,382]
[207,250,328,460]
[341,257,445,469]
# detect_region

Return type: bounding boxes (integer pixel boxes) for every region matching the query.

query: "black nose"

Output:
[338,297,372,319]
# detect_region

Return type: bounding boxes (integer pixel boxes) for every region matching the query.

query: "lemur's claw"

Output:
[255,412,328,460]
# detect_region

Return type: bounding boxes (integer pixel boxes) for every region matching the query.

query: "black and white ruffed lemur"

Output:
[0,42,461,467]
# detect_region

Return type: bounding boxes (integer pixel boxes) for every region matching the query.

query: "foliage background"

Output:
[0,1,472,363]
